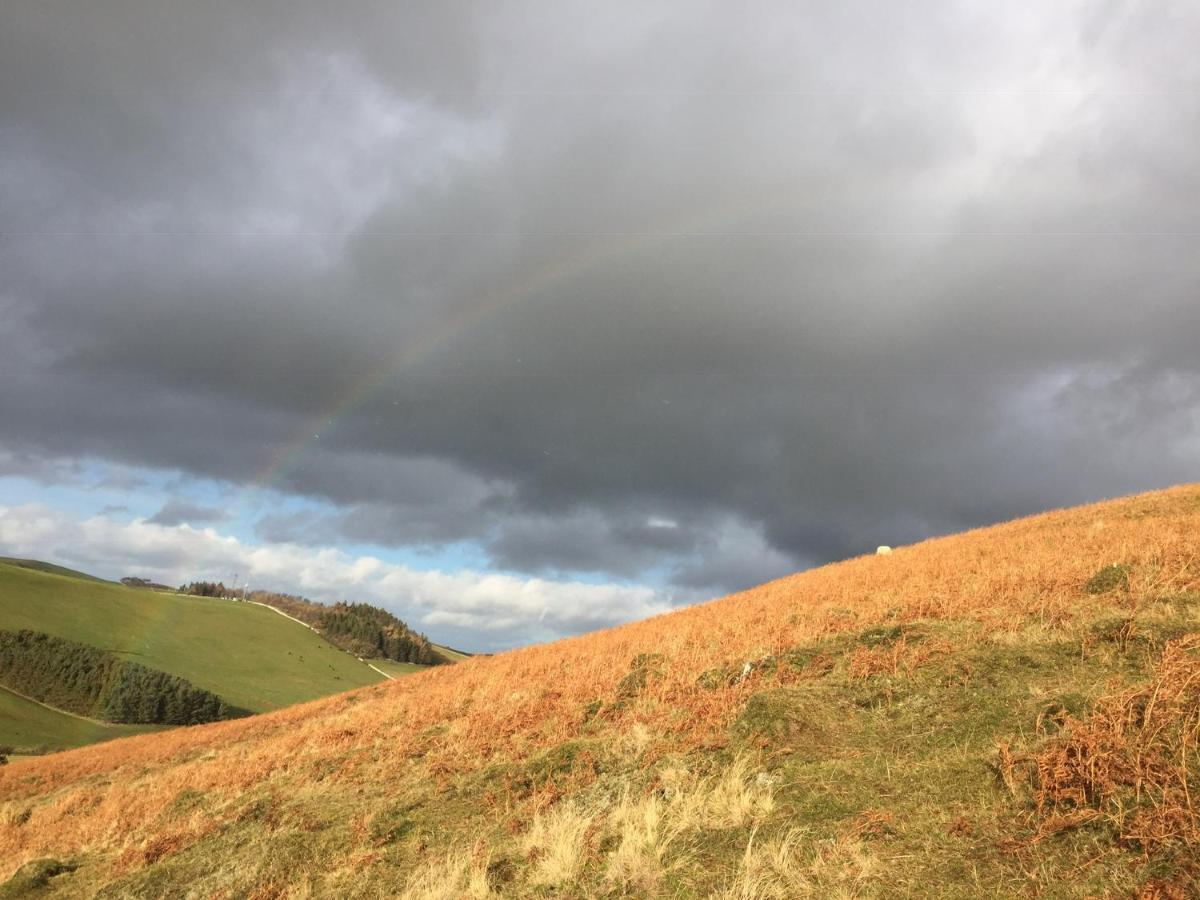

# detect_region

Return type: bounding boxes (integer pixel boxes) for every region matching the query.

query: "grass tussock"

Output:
[605,789,683,890]
[520,801,594,885]
[396,847,494,900]
[715,830,881,900]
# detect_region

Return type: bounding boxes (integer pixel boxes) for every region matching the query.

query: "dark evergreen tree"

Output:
[0,630,242,725]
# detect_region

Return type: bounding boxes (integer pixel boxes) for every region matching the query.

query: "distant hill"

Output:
[0,561,385,752]
[181,584,448,666]
[0,689,158,755]
[4,486,1200,896]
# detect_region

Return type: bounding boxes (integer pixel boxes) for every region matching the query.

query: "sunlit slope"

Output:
[2,486,1199,897]
[0,563,383,714]
[430,643,472,663]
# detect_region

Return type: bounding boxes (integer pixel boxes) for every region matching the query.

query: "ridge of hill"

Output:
[2,486,1199,897]
[0,559,111,585]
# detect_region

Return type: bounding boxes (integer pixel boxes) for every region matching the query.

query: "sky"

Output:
[2,1,1198,651]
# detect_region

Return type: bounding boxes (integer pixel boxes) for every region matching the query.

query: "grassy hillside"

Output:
[0,688,157,752]
[2,486,1199,897]
[431,643,473,663]
[0,563,384,717]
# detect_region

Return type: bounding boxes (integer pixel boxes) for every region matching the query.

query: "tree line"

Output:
[120,576,174,591]
[179,580,236,598]
[0,630,242,725]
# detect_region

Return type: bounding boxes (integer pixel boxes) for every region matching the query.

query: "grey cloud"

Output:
[147,499,228,527]
[670,519,803,597]
[0,448,85,485]
[485,509,708,578]
[2,1,1200,606]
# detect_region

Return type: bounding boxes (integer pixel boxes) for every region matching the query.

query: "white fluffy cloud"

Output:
[0,503,671,650]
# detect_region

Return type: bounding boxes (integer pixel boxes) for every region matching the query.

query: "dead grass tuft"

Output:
[847,635,952,680]
[397,847,495,900]
[716,830,881,899]
[520,802,594,886]
[1029,635,1200,850]
[843,809,895,841]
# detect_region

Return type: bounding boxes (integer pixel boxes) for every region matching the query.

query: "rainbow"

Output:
[249,194,784,493]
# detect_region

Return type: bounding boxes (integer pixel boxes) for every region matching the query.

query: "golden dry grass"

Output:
[1029,633,1200,849]
[395,847,494,900]
[2,483,1199,894]
[714,830,881,900]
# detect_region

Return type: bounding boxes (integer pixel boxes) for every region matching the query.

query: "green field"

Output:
[0,562,384,721]
[0,686,159,752]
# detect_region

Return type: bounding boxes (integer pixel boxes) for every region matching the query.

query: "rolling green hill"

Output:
[0,561,388,750]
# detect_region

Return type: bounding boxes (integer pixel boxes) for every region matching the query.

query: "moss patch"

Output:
[1085,563,1131,595]
[0,859,78,898]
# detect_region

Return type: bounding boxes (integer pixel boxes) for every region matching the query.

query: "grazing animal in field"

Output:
[876,545,893,556]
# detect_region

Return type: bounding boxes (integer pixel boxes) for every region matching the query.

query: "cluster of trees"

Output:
[179,581,237,598]
[0,630,241,725]
[249,591,441,665]
[319,602,440,664]
[121,576,173,590]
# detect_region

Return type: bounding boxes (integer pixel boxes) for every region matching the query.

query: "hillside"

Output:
[2,486,1199,897]
[0,559,110,585]
[0,689,158,755]
[226,590,445,666]
[0,563,386,751]
[430,643,473,664]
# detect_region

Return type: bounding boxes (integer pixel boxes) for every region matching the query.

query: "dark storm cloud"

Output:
[3,1,1200,599]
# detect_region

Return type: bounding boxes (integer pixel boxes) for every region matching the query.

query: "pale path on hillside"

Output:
[0,684,115,728]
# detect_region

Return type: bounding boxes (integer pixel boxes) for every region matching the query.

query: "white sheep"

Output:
[876,545,893,556]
